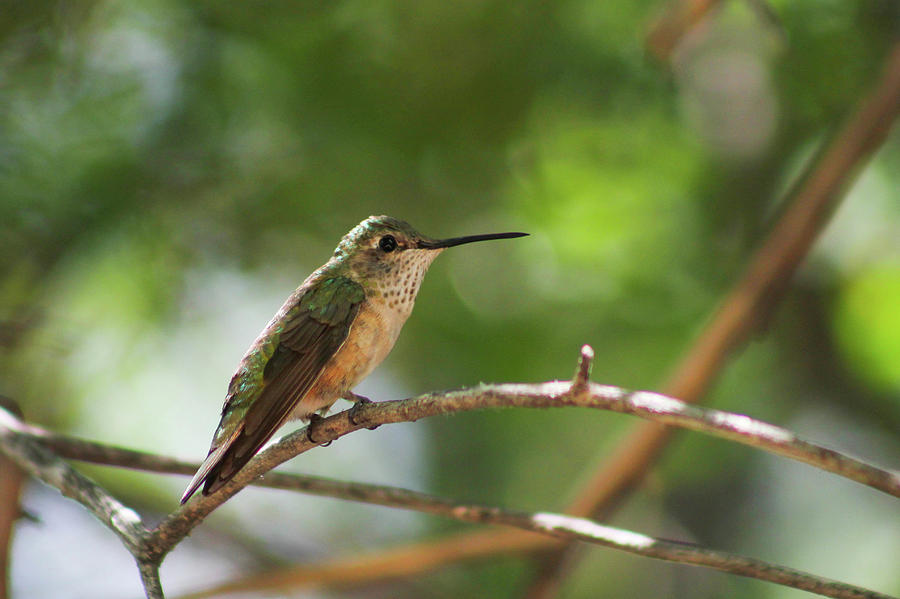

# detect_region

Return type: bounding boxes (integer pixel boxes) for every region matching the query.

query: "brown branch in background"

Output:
[646,0,722,62]
[524,39,900,599]
[646,0,785,63]
[177,531,554,599]
[574,32,900,522]
[0,12,893,599]
[0,398,25,599]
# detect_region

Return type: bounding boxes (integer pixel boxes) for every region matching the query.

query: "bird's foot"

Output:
[346,393,380,430]
[344,391,370,404]
[306,414,332,446]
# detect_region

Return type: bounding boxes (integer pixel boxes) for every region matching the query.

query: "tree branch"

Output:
[2,361,897,598]
[0,407,147,555]
[137,560,164,599]
[177,481,894,599]
[524,38,900,599]
[11,377,896,506]
[130,371,900,563]
[0,404,163,598]
[575,37,900,519]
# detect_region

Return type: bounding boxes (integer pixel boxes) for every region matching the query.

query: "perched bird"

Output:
[181,215,527,503]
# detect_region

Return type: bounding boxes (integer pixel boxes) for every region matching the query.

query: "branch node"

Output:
[571,345,594,393]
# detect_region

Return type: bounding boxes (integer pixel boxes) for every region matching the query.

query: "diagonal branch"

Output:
[524,38,900,599]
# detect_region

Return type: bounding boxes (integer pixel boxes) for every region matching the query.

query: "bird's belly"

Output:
[291,300,406,419]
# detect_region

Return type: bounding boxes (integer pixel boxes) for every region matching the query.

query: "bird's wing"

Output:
[181,276,364,503]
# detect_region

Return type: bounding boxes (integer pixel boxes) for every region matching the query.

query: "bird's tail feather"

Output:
[180,427,242,504]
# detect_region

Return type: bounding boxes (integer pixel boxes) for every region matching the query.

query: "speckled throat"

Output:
[369,247,443,318]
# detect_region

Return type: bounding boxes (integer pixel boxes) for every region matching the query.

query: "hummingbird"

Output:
[181,215,527,503]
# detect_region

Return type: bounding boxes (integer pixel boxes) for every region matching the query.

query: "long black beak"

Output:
[417,231,528,250]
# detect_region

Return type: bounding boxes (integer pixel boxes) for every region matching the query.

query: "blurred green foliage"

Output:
[2,1,899,597]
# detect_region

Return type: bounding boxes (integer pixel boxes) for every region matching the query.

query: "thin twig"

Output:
[513,511,890,599]
[571,344,594,393]
[27,431,199,477]
[177,481,893,599]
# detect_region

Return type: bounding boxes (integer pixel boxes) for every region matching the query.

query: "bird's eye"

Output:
[379,235,398,253]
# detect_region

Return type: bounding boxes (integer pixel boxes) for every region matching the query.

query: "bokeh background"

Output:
[2,1,899,597]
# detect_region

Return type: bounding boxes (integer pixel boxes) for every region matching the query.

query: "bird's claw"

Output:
[347,394,380,430]
[306,414,332,446]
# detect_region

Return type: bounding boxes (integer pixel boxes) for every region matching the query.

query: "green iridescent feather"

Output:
[190,274,364,497]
